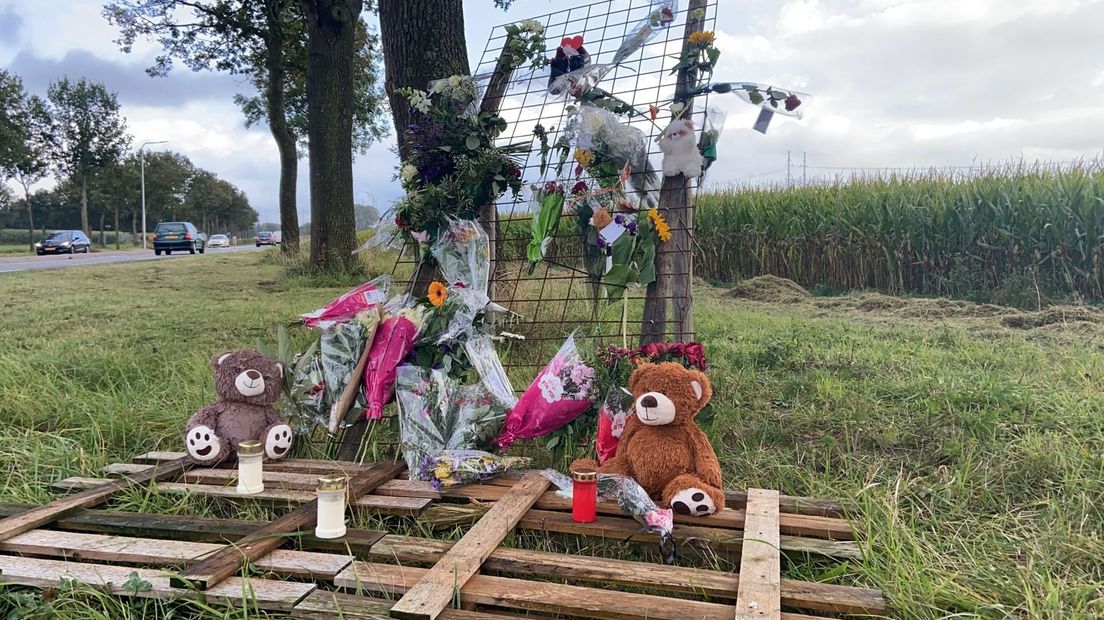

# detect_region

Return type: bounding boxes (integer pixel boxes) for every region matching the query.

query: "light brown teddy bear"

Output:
[574,361,724,516]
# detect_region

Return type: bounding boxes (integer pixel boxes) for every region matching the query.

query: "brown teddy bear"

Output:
[183,349,294,464]
[574,362,724,516]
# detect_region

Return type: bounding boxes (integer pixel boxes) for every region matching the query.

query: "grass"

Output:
[0,251,1101,617]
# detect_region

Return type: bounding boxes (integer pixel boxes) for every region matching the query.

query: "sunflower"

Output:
[688,30,715,47]
[648,209,672,242]
[574,148,594,168]
[428,281,448,307]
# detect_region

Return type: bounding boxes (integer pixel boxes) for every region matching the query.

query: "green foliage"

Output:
[696,165,1104,305]
[45,77,129,183]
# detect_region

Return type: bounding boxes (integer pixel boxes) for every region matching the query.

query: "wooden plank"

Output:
[172,461,404,591]
[132,452,379,477]
[0,457,188,543]
[374,535,883,615]
[0,503,884,616]
[389,471,550,620]
[0,529,352,579]
[337,562,826,620]
[736,489,782,620]
[517,509,861,561]
[54,476,430,517]
[292,591,519,620]
[0,554,314,610]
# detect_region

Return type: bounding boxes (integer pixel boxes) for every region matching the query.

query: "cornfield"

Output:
[694,163,1104,304]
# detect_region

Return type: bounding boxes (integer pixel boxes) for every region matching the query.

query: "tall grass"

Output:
[696,163,1104,305]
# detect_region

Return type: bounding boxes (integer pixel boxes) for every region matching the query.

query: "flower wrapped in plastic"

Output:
[566,106,658,202]
[541,470,675,562]
[396,366,511,474]
[285,341,327,434]
[464,334,516,406]
[527,181,566,271]
[698,82,812,119]
[611,0,678,65]
[495,334,596,450]
[596,385,633,464]
[322,309,382,433]
[430,218,490,294]
[363,304,429,421]
[698,106,726,181]
[418,451,532,490]
[300,276,390,329]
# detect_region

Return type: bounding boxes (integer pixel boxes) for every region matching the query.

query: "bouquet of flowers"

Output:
[320,309,381,432]
[430,218,490,294]
[595,385,633,464]
[495,334,597,450]
[418,451,531,491]
[541,469,675,562]
[396,366,513,480]
[300,276,389,329]
[464,334,516,406]
[611,0,678,65]
[363,304,430,421]
[284,338,327,433]
[527,181,566,271]
[394,75,525,248]
[698,106,726,180]
[565,106,657,205]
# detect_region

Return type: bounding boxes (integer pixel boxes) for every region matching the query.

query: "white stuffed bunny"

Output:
[659,118,703,178]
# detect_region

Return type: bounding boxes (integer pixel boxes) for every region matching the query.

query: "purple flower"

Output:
[784,94,802,112]
[627,222,638,235]
[614,214,624,225]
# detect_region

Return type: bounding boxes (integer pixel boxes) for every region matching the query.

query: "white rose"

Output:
[521,19,543,34]
[401,164,418,182]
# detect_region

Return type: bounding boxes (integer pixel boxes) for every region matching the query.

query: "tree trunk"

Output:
[641,0,706,344]
[378,0,470,160]
[99,210,107,246]
[302,0,361,273]
[267,0,301,257]
[114,206,120,249]
[80,176,90,236]
[23,186,34,252]
[130,209,137,238]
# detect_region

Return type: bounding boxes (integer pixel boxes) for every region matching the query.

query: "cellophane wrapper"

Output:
[464,334,517,406]
[611,0,678,65]
[698,105,726,181]
[287,348,327,434]
[300,276,390,329]
[595,385,633,464]
[417,450,531,490]
[430,218,490,294]
[396,365,511,475]
[566,106,657,201]
[363,305,428,420]
[494,333,596,450]
[540,470,673,537]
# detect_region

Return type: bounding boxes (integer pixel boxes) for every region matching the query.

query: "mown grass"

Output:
[0,251,1101,617]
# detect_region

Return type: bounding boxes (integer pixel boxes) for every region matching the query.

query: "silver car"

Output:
[208,234,230,248]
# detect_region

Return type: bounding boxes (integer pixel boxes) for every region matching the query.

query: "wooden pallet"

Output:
[0,453,885,619]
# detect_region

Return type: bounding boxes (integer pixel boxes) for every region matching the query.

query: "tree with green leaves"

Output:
[46,77,130,239]
[0,71,54,249]
[104,0,388,258]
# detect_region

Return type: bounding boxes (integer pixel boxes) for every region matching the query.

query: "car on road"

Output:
[153,222,206,255]
[35,230,91,255]
[207,234,230,248]
[271,231,282,244]
[254,231,275,247]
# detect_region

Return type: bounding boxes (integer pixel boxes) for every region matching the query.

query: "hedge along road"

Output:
[0,244,266,274]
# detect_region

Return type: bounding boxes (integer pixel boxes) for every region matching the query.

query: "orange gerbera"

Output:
[428,281,448,307]
[688,30,715,47]
[648,209,672,242]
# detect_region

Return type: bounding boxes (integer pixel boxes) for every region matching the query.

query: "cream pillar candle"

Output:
[235,440,264,495]
[315,475,347,539]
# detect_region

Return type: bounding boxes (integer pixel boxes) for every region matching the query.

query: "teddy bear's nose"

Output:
[245,370,261,381]
[639,395,658,408]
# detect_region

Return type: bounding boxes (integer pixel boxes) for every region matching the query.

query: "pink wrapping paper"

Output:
[362,315,419,420]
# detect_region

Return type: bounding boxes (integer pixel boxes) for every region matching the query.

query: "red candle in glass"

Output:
[571,467,597,523]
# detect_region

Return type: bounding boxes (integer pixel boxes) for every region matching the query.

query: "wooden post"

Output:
[641,0,707,344]
[476,46,517,313]
[171,461,403,591]
[0,457,188,543]
[389,471,550,620]
[735,489,781,619]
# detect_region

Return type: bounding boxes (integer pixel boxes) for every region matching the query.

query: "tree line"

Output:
[0,72,258,249]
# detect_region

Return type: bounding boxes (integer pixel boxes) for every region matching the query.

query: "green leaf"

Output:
[439,145,453,152]
[465,135,481,150]
[748,90,764,105]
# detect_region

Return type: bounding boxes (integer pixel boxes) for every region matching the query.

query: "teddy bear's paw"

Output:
[264,424,294,460]
[671,487,716,516]
[186,425,223,462]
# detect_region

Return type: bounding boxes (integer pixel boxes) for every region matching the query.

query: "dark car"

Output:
[254,231,275,247]
[153,222,206,255]
[35,230,91,255]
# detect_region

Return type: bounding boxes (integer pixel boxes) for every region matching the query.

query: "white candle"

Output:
[236,441,264,495]
[315,475,347,539]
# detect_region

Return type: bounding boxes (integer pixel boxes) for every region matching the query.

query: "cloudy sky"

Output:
[2,0,1102,225]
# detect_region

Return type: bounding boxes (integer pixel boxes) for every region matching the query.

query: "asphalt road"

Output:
[0,244,266,274]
